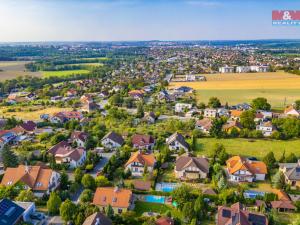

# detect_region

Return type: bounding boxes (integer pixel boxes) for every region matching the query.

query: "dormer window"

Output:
[7,181,12,185]
[36,182,42,187]
[113,197,117,203]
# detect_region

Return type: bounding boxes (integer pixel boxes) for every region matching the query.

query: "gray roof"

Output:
[83,212,112,225]
[102,131,124,145]
[167,132,189,150]
[175,156,209,174]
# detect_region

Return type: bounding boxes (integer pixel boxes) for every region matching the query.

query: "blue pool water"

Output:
[244,190,265,199]
[155,182,179,192]
[144,195,166,204]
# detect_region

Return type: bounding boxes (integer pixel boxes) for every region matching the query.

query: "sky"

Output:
[0,0,300,42]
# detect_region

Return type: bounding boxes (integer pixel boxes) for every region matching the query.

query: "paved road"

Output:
[70,151,115,203]
[89,152,115,177]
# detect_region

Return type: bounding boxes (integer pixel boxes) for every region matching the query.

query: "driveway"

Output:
[89,152,115,177]
[70,151,115,203]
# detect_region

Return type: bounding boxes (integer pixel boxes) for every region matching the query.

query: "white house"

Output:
[204,108,218,118]
[226,156,267,183]
[219,66,234,73]
[236,66,251,73]
[256,121,276,137]
[185,74,196,81]
[166,132,189,152]
[125,151,156,177]
[175,103,192,113]
[101,131,124,149]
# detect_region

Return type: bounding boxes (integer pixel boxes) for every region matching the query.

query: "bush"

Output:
[85,164,94,171]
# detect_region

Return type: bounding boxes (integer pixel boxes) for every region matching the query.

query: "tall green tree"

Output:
[240,110,256,129]
[60,199,77,223]
[272,171,286,189]
[105,204,114,218]
[15,189,35,202]
[81,174,96,190]
[251,97,271,110]
[1,145,18,168]
[208,97,221,108]
[47,192,62,216]
[263,151,277,170]
[74,168,83,184]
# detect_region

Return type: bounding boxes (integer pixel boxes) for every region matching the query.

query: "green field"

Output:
[134,201,172,216]
[195,137,300,159]
[196,89,300,109]
[42,69,90,77]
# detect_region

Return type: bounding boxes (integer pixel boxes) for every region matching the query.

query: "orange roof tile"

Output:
[93,187,132,208]
[226,156,267,175]
[125,151,156,167]
[1,165,54,191]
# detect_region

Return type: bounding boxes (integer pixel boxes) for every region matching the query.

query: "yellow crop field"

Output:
[0,106,73,121]
[169,71,300,108]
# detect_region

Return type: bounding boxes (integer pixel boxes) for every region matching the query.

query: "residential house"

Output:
[156,217,174,225]
[1,165,60,197]
[14,201,37,224]
[218,108,230,118]
[222,120,242,133]
[174,103,192,113]
[195,118,212,134]
[204,108,218,118]
[80,94,93,104]
[0,199,25,225]
[157,90,171,102]
[271,200,296,212]
[185,74,196,81]
[279,161,300,188]
[132,134,155,151]
[83,212,112,225]
[93,187,133,214]
[174,86,193,93]
[226,156,267,182]
[48,141,86,169]
[128,90,145,100]
[125,151,156,176]
[70,131,89,147]
[219,66,234,73]
[256,121,276,137]
[230,110,243,120]
[0,130,16,150]
[66,89,77,97]
[101,131,124,149]
[166,132,189,152]
[18,121,37,134]
[175,155,209,180]
[82,102,100,113]
[50,111,83,124]
[284,105,300,117]
[217,202,268,225]
[142,112,156,124]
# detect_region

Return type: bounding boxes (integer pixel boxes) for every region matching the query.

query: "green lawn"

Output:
[195,137,300,159]
[196,89,300,109]
[42,69,90,77]
[134,201,172,216]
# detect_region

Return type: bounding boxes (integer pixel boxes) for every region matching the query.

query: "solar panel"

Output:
[249,213,266,225]
[296,167,300,173]
[222,209,231,218]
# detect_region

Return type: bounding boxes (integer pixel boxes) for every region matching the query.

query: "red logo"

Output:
[272,10,300,20]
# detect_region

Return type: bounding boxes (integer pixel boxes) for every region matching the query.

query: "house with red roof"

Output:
[132,134,155,151]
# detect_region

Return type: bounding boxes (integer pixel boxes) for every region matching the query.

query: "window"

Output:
[118,208,122,214]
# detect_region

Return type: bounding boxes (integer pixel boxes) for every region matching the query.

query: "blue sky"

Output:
[0,0,299,42]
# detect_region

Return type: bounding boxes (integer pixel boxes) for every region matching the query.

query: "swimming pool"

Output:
[244,190,265,199]
[155,182,180,192]
[144,195,166,204]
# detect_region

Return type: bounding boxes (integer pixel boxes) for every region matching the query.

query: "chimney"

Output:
[114,186,119,193]
[25,162,29,173]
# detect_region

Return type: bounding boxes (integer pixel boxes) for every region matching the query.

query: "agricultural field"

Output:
[0,106,72,121]
[0,61,42,81]
[194,137,300,159]
[169,71,300,108]
[41,69,90,78]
